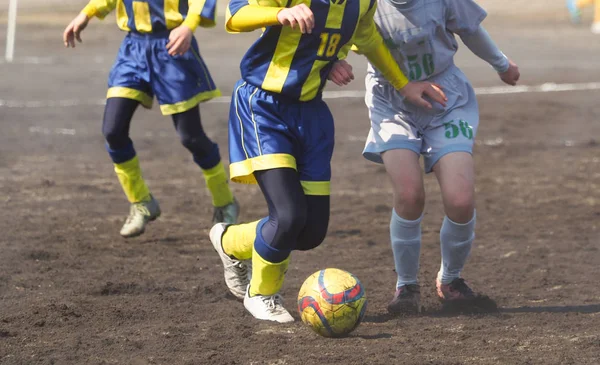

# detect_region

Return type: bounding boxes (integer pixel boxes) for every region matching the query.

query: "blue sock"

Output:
[390,209,422,288]
[193,143,221,170]
[106,142,136,164]
[438,212,476,285]
[253,218,291,263]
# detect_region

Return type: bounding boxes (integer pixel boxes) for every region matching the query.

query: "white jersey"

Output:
[369,0,487,83]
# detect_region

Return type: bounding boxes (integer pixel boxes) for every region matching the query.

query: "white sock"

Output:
[390,209,422,288]
[438,211,476,285]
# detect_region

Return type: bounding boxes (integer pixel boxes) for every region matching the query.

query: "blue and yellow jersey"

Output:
[226,0,408,101]
[82,0,217,33]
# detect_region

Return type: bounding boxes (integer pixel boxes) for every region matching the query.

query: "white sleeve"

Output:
[460,25,509,73]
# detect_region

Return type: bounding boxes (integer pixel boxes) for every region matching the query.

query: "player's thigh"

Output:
[102,98,139,144]
[381,149,425,203]
[433,152,475,211]
[151,37,219,116]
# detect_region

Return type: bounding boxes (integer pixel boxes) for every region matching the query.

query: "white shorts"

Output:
[363,66,479,173]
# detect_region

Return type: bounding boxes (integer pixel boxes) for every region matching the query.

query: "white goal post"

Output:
[5,0,18,62]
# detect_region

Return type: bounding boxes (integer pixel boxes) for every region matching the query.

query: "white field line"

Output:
[2,82,600,109]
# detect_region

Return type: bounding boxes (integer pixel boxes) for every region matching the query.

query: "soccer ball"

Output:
[297,268,367,337]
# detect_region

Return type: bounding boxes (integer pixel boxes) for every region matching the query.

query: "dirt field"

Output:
[1,2,600,365]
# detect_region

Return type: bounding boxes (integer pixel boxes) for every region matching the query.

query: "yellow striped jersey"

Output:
[82,0,217,33]
[226,0,384,101]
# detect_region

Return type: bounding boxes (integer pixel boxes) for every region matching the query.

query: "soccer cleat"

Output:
[436,278,476,302]
[212,198,240,225]
[119,195,161,238]
[591,22,600,34]
[436,278,498,312]
[566,0,581,23]
[244,287,294,323]
[209,223,251,300]
[387,284,421,315]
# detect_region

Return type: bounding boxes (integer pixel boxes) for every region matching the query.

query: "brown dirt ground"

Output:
[1,4,600,365]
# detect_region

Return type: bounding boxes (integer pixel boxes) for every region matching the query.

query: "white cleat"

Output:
[591,22,600,34]
[119,195,161,238]
[209,223,251,300]
[212,198,240,225]
[244,287,295,323]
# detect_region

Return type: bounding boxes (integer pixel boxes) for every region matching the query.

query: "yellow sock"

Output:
[595,1,600,22]
[203,162,234,207]
[249,248,290,297]
[577,0,594,8]
[222,220,259,260]
[114,156,151,203]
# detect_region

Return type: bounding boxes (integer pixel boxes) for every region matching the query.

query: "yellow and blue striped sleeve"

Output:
[81,0,117,19]
[352,1,409,90]
[183,0,218,31]
[225,0,283,33]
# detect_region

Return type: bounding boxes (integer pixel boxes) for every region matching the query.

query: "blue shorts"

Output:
[228,80,334,196]
[107,31,220,116]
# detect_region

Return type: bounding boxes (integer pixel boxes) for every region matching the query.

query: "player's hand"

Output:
[63,13,90,48]
[166,25,193,56]
[399,81,447,110]
[499,59,520,86]
[277,4,314,34]
[328,60,354,86]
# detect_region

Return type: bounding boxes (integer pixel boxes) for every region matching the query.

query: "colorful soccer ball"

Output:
[297,268,367,337]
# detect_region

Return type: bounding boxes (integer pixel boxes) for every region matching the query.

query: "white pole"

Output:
[5,0,18,62]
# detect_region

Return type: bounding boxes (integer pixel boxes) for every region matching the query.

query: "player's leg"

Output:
[104,35,157,238]
[362,78,424,314]
[240,168,308,323]
[209,80,299,316]
[171,106,238,224]
[433,151,476,284]
[102,98,161,238]
[211,168,305,322]
[431,152,486,305]
[381,149,425,314]
[149,35,237,223]
[423,76,490,306]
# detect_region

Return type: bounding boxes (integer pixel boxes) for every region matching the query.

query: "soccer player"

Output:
[567,0,600,33]
[329,0,520,314]
[209,0,447,323]
[63,0,239,238]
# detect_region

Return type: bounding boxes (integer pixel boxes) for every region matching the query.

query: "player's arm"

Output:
[183,0,217,31]
[352,6,447,109]
[460,26,520,86]
[63,0,116,48]
[226,0,314,34]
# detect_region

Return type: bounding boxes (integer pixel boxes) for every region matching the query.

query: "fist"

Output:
[499,59,520,86]
[328,60,354,86]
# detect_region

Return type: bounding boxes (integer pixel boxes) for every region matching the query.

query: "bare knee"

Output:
[392,182,425,220]
[444,189,475,223]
